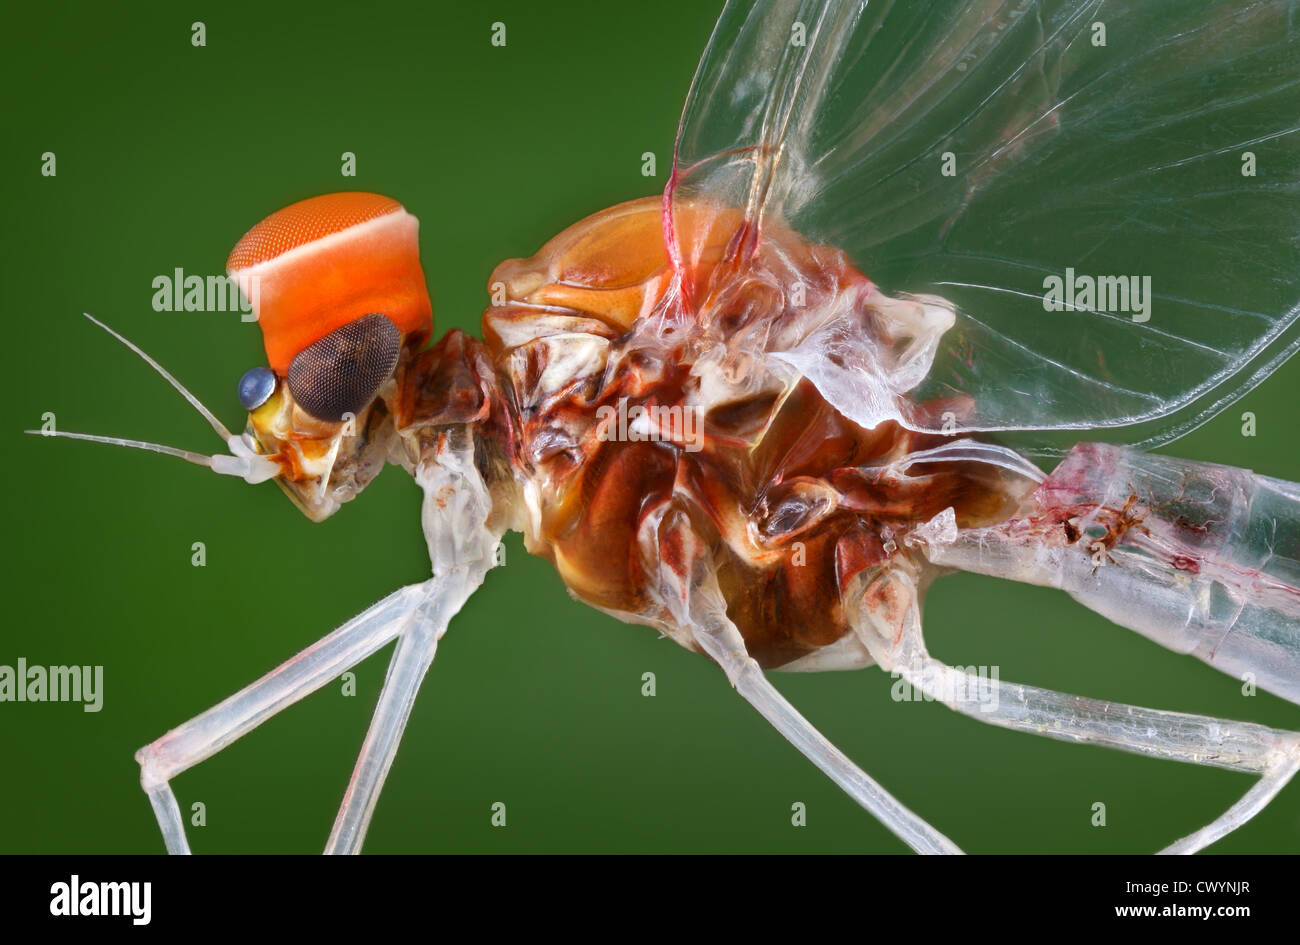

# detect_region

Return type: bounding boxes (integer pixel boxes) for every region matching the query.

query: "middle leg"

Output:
[651,507,963,854]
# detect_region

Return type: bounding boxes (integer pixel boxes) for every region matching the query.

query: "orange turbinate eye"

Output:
[227,192,433,377]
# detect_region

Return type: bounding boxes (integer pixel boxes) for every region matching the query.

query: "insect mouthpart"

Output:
[240,367,400,523]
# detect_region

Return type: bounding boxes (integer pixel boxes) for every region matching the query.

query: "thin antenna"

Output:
[83,313,233,441]
[27,317,280,484]
[26,428,281,483]
[25,429,219,469]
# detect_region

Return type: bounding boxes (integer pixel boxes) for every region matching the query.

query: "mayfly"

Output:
[33,0,1300,854]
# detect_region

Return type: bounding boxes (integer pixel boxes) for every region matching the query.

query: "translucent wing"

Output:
[668,0,1300,456]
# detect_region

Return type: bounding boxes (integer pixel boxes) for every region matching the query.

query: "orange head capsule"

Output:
[228,191,432,380]
[227,192,434,519]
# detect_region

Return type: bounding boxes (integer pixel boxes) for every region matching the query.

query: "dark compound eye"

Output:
[237,366,277,411]
[286,313,401,423]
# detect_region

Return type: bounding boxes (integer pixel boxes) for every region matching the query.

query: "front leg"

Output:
[136,580,439,854]
[324,563,488,854]
[325,426,501,853]
[138,425,500,854]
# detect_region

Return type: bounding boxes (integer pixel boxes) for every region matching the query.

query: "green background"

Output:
[3,0,1299,854]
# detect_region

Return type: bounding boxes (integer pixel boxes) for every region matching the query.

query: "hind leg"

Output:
[850,568,1300,853]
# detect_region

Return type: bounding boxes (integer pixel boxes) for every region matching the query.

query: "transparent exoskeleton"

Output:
[34,0,1300,853]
